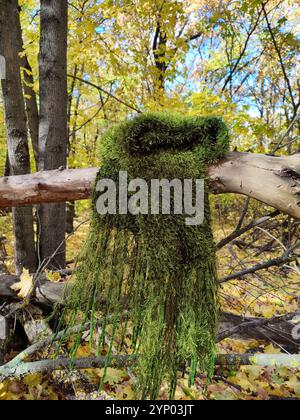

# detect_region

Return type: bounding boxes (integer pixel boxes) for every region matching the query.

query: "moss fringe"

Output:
[60,113,229,399]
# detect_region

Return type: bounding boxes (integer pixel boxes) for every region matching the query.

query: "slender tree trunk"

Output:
[153,20,167,95]
[0,0,37,274]
[13,5,39,169]
[38,0,68,269]
[21,55,39,168]
[66,64,81,234]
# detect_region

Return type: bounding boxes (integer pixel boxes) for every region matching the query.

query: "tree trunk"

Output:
[20,55,39,168]
[66,64,82,234]
[0,0,37,274]
[38,0,68,269]
[14,4,39,169]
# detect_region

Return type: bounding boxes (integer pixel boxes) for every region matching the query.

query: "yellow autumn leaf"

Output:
[264,344,282,354]
[231,373,257,393]
[241,365,263,381]
[96,367,127,385]
[74,342,92,358]
[265,383,291,398]
[212,388,239,400]
[285,375,300,397]
[261,305,276,319]
[46,271,61,283]
[0,391,20,401]
[119,385,135,400]
[0,382,7,399]
[10,269,34,299]
[23,374,43,387]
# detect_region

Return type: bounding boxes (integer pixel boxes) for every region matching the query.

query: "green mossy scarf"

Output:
[62,113,229,399]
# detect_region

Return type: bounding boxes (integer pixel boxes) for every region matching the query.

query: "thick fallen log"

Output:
[0,152,299,218]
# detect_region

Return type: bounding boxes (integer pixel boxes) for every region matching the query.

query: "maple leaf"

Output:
[231,372,257,393]
[10,269,34,299]
[96,368,127,386]
[285,375,300,397]
[264,344,282,355]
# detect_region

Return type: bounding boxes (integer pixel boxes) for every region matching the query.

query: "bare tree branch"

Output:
[217,210,280,250]
[1,352,300,381]
[217,311,300,342]
[222,7,263,92]
[261,1,298,112]
[219,248,298,283]
[67,74,142,114]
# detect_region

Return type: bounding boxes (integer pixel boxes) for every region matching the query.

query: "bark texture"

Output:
[209,152,300,219]
[13,5,39,167]
[21,55,39,168]
[38,0,68,269]
[0,152,299,219]
[0,0,37,274]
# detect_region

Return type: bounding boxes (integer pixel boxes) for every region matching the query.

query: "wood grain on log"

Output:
[0,152,299,219]
[0,167,99,208]
[209,152,300,219]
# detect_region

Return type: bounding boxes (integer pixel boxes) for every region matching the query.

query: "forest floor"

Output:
[0,208,299,400]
